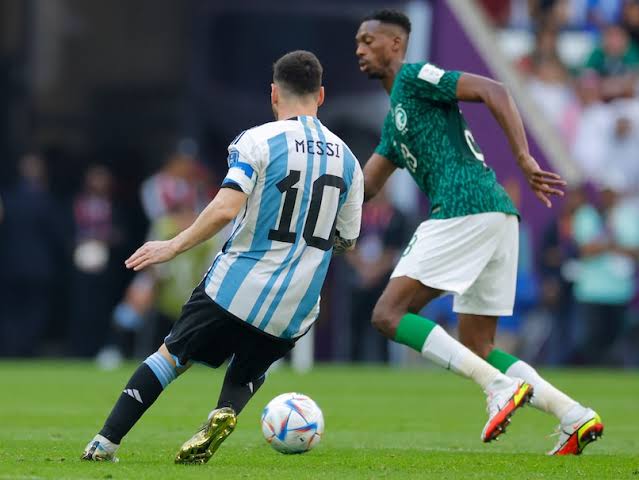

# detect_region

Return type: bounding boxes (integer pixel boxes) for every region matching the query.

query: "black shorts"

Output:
[165,282,295,384]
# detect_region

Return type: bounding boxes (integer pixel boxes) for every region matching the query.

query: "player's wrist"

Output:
[169,236,185,256]
[515,151,530,164]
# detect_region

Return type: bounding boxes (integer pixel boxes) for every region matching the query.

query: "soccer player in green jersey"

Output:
[355,9,603,455]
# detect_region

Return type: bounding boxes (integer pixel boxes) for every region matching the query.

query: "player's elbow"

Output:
[483,81,511,107]
[218,207,238,223]
[217,205,240,223]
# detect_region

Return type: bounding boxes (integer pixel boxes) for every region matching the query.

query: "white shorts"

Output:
[391,212,519,316]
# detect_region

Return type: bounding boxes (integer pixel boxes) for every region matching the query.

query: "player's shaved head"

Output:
[273,50,323,98]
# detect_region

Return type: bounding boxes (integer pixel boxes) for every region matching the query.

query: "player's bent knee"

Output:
[371,304,399,338]
[159,343,191,375]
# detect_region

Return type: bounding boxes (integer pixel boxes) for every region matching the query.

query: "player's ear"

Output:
[391,35,403,53]
[317,86,325,107]
[271,83,278,106]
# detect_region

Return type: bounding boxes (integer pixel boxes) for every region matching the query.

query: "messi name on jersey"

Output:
[294,139,341,157]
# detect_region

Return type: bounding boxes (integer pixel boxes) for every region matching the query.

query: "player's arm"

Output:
[363,153,397,202]
[456,73,566,207]
[125,188,247,271]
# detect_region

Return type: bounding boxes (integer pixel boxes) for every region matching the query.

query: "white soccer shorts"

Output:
[391,212,519,316]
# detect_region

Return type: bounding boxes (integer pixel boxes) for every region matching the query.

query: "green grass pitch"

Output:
[0,361,637,479]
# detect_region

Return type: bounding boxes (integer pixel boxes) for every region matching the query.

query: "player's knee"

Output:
[371,303,399,338]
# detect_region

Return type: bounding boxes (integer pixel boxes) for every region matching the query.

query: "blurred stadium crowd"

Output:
[0,0,637,367]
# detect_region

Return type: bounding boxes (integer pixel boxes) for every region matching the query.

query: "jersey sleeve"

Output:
[402,62,461,104]
[221,130,262,195]
[335,159,364,241]
[374,113,403,168]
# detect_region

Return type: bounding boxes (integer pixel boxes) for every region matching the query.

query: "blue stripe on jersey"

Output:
[253,116,317,330]
[282,250,332,338]
[279,117,332,338]
[234,161,254,178]
[212,132,289,309]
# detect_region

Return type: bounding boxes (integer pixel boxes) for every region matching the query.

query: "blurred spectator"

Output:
[0,154,70,356]
[67,165,123,357]
[499,180,539,353]
[571,73,613,172]
[562,71,603,145]
[527,57,576,130]
[140,152,199,223]
[536,187,586,364]
[571,186,639,364]
[344,189,409,362]
[517,27,563,75]
[96,166,221,368]
[584,24,639,98]
[573,84,639,192]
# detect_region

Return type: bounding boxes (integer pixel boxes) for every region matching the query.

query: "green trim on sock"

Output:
[486,349,519,373]
[394,313,437,352]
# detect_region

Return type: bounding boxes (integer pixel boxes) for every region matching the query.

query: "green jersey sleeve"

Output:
[374,112,403,168]
[400,62,461,104]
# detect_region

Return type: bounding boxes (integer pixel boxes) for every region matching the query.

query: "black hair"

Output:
[273,50,323,96]
[363,9,412,35]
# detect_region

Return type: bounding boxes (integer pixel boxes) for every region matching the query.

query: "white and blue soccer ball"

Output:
[261,392,324,454]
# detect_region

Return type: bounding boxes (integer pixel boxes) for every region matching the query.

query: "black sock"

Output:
[99,353,176,444]
[216,366,265,415]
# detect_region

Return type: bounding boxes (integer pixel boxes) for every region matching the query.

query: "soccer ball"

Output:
[261,392,324,454]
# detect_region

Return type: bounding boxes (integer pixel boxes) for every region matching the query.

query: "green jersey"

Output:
[375,62,518,220]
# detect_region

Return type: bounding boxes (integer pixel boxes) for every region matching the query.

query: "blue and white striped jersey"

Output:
[204,115,363,339]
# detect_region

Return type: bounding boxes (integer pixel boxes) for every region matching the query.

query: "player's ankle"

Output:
[484,374,515,394]
[560,403,587,425]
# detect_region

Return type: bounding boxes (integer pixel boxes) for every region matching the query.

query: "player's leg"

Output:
[81,343,190,462]
[175,320,294,464]
[455,214,602,454]
[372,276,532,442]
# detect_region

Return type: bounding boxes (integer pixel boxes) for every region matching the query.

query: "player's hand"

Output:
[518,154,566,208]
[125,240,179,271]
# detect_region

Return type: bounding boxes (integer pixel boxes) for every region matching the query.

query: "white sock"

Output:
[421,325,509,390]
[506,360,580,420]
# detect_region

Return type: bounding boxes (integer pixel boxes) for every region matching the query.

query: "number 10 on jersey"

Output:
[268,170,346,251]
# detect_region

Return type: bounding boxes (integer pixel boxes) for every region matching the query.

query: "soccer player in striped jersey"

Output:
[355,9,602,454]
[81,50,364,464]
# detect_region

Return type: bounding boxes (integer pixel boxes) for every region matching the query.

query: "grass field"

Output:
[0,361,637,479]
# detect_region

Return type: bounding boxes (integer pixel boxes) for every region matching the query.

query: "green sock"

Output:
[394,313,437,352]
[486,349,519,373]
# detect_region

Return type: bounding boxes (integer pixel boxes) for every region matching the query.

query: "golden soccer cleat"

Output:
[174,407,237,464]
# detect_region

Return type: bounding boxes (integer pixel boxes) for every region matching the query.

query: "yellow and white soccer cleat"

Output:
[174,407,237,464]
[548,408,603,455]
[482,379,534,442]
